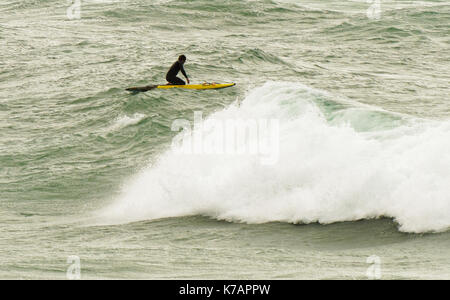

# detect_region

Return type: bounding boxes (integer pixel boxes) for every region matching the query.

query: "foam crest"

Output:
[99,82,450,233]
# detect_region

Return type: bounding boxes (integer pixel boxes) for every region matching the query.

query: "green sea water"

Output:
[0,0,449,279]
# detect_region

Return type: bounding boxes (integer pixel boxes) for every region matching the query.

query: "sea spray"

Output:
[99,82,450,233]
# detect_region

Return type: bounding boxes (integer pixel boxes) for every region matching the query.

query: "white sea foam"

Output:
[108,113,146,131]
[99,82,450,233]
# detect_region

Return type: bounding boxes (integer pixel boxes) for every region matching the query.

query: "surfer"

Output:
[166,55,190,85]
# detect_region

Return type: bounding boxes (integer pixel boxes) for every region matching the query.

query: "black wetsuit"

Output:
[166,61,188,85]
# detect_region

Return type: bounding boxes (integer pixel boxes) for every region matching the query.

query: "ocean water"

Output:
[1,0,449,279]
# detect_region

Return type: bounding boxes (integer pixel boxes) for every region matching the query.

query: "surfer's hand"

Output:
[187,78,190,84]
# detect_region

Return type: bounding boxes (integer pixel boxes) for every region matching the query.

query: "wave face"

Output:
[99,82,450,233]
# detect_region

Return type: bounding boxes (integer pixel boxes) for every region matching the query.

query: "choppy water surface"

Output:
[0,0,449,279]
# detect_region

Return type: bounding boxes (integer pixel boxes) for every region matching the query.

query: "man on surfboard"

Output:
[166,55,190,85]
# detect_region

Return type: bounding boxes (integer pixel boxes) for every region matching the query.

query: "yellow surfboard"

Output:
[126,83,235,93]
[157,83,235,90]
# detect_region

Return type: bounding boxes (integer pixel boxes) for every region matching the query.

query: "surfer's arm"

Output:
[180,64,188,79]
[180,64,189,83]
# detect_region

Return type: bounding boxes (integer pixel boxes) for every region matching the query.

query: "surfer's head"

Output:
[178,55,186,64]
